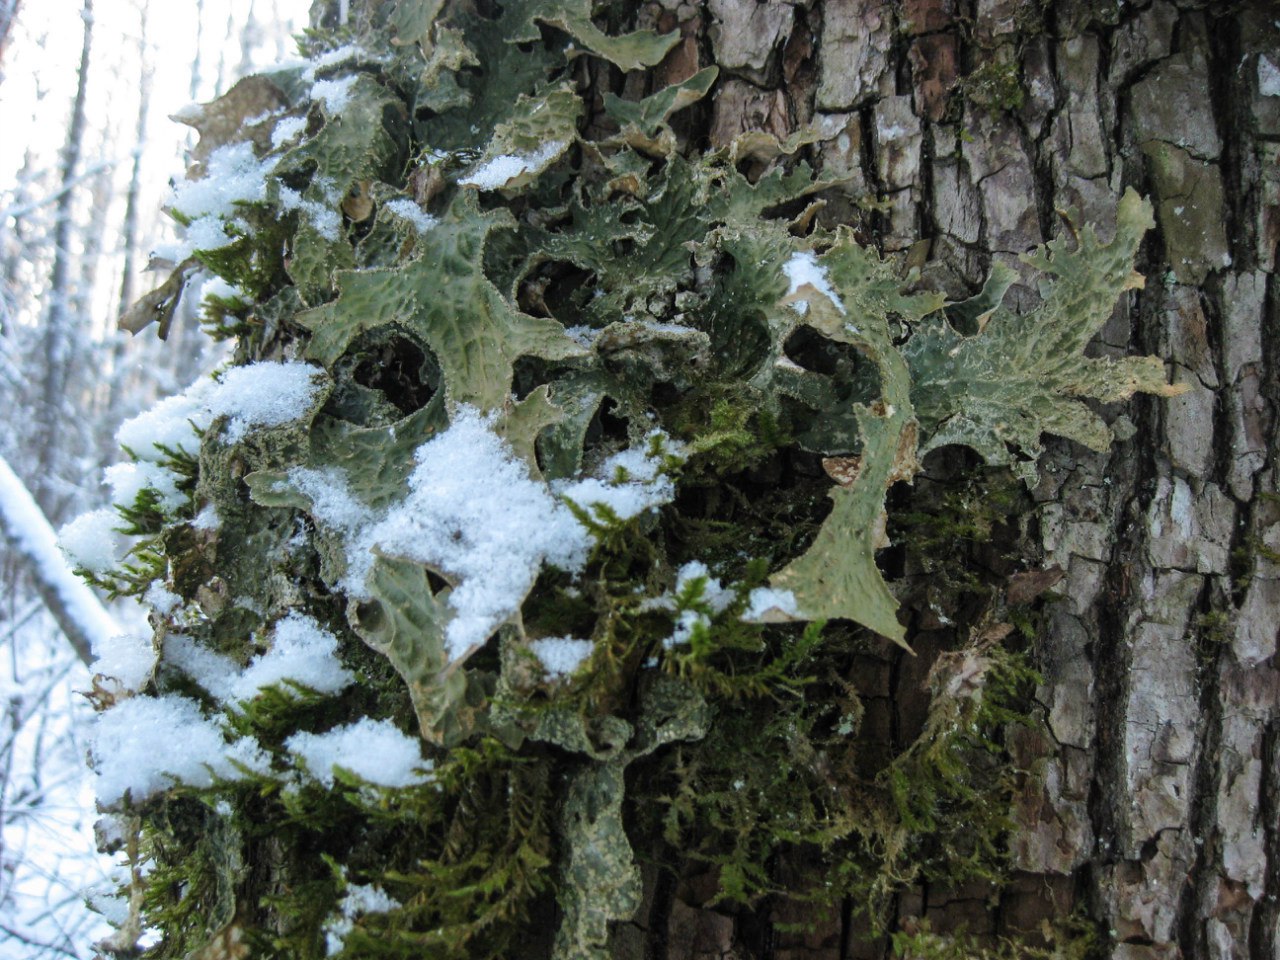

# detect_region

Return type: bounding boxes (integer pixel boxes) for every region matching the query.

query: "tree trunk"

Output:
[102,2,1279,959]
[36,0,93,517]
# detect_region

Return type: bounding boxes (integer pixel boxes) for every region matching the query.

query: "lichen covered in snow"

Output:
[783,250,846,316]
[288,409,682,661]
[206,361,327,442]
[311,75,359,114]
[382,198,437,234]
[459,142,566,190]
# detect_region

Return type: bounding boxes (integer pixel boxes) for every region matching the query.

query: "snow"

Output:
[325,883,399,956]
[312,75,358,113]
[93,694,268,805]
[783,250,846,316]
[57,507,124,573]
[556,432,684,522]
[104,461,185,512]
[207,361,327,442]
[1259,55,1280,97]
[165,612,354,705]
[278,185,343,242]
[91,631,156,691]
[382,197,437,234]
[564,325,601,348]
[0,458,122,653]
[301,43,362,82]
[529,637,594,678]
[201,275,247,303]
[286,717,431,789]
[742,587,800,621]
[287,411,682,661]
[271,115,308,149]
[144,582,181,615]
[162,141,274,261]
[675,561,735,612]
[459,141,567,190]
[115,378,215,460]
[191,504,221,531]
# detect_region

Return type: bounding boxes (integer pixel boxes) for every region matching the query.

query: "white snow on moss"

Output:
[115,379,216,460]
[312,75,358,113]
[675,561,735,612]
[93,694,268,805]
[201,275,247,304]
[286,717,431,789]
[664,562,736,648]
[459,141,566,190]
[783,250,846,316]
[165,613,354,706]
[57,508,124,574]
[104,461,185,512]
[92,630,156,691]
[206,361,327,443]
[159,141,275,261]
[529,637,594,678]
[324,883,399,956]
[556,432,684,522]
[382,197,437,234]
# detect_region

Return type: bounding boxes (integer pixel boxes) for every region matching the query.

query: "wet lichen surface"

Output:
[82,2,1186,958]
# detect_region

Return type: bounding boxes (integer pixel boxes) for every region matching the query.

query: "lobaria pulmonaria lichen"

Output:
[75,1,1182,958]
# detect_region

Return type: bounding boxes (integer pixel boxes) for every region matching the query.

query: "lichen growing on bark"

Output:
[76,1,1185,957]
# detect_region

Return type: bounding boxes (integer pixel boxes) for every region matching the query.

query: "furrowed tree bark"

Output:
[628,3,1279,958]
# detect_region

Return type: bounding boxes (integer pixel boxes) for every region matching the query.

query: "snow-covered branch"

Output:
[0,455,119,665]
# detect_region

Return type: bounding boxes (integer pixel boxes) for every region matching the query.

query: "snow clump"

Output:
[312,75,358,113]
[382,197,437,234]
[783,250,846,316]
[459,141,566,190]
[529,637,594,678]
[164,612,354,707]
[57,508,123,573]
[91,630,157,691]
[324,883,400,956]
[286,717,431,789]
[93,694,268,805]
[742,587,800,621]
[156,141,275,262]
[287,407,683,662]
[666,561,735,648]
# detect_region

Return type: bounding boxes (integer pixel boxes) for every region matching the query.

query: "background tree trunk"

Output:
[634,2,1280,958]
